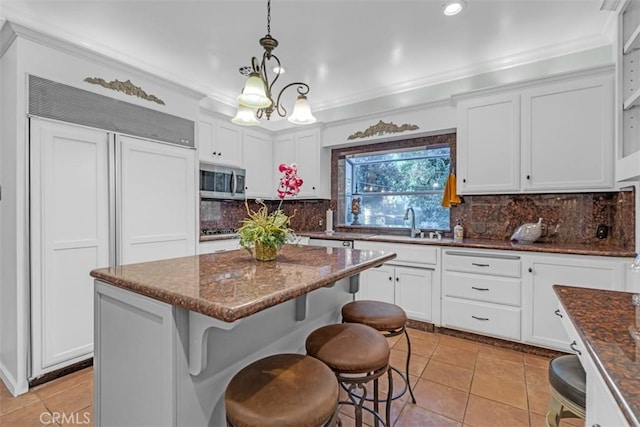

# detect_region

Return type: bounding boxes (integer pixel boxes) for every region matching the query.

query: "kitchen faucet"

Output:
[403,207,421,238]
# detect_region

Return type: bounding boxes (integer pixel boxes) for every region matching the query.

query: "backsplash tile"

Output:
[449,191,635,247]
[200,199,330,235]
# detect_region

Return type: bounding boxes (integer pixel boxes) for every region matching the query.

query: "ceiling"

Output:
[1,0,616,120]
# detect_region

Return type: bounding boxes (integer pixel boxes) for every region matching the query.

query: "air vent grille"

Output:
[28,75,194,147]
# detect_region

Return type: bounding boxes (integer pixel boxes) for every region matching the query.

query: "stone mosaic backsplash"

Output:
[448,191,635,248]
[200,199,331,234]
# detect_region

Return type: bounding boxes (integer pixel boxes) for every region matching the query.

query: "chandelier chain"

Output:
[266,0,271,35]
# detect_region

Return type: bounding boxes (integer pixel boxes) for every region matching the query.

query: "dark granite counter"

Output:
[554,285,640,426]
[299,231,635,258]
[90,245,395,322]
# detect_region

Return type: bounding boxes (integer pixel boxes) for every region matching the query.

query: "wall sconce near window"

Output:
[232,0,316,126]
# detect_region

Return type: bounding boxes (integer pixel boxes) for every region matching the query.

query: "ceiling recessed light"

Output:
[443,0,467,16]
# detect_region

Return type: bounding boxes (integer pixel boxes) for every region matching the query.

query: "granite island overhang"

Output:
[90,245,396,426]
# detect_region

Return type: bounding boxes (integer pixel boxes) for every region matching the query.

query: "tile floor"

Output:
[0,329,584,426]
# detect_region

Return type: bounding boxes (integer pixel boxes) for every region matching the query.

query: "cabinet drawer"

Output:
[442,298,521,341]
[443,271,521,306]
[443,250,521,277]
[354,241,437,265]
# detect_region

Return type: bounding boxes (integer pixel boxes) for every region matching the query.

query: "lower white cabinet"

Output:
[583,347,630,427]
[353,241,438,323]
[358,265,433,322]
[442,249,523,341]
[198,239,241,254]
[523,254,625,351]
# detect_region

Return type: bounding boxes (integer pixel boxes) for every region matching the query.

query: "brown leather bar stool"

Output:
[546,354,586,427]
[225,353,339,427]
[306,323,392,427]
[341,300,417,404]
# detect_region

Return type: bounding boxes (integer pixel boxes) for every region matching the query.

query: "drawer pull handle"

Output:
[554,309,563,318]
[472,263,490,267]
[569,340,582,355]
[472,287,490,291]
[472,315,489,321]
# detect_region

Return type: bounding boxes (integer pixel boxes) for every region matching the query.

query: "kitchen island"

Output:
[90,245,395,427]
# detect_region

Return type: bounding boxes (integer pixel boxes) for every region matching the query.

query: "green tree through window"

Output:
[346,147,451,230]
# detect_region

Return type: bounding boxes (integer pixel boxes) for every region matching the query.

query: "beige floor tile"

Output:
[525,365,552,415]
[421,359,474,392]
[475,353,525,382]
[406,329,440,343]
[470,371,528,410]
[60,405,93,426]
[386,334,402,348]
[524,353,551,369]
[390,348,429,378]
[394,335,438,358]
[431,344,478,370]
[478,345,524,364]
[437,335,480,353]
[530,411,547,426]
[396,404,462,427]
[0,400,54,427]
[40,379,93,416]
[464,394,529,427]
[33,368,93,400]
[412,378,469,422]
[0,384,41,416]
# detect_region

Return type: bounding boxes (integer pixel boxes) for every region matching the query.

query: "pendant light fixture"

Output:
[232,0,316,126]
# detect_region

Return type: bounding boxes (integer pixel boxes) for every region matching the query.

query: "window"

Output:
[343,146,451,230]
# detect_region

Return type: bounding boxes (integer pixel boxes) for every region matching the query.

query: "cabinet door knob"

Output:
[389,277,392,281]
[212,151,217,155]
[218,152,222,156]
[528,267,533,273]
[526,175,531,180]
[396,277,399,282]
[569,340,582,355]
[462,178,466,183]
[245,186,248,190]
[554,309,563,318]
[312,186,316,190]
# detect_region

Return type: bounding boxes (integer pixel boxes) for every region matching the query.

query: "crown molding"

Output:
[0,20,206,100]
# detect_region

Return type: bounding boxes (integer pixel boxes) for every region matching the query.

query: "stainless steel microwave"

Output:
[199,164,246,200]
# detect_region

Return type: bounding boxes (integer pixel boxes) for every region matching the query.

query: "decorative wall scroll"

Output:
[84,77,166,105]
[347,120,419,140]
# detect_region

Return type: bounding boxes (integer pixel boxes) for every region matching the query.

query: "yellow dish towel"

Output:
[441,173,461,208]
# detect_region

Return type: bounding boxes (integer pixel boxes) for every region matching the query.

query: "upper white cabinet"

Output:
[198,110,243,167]
[456,68,614,194]
[243,129,274,198]
[273,126,330,199]
[521,75,613,191]
[457,94,521,193]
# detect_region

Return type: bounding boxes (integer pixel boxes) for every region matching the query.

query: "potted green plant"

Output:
[238,163,303,261]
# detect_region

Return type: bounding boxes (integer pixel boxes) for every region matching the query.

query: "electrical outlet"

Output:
[319,219,323,226]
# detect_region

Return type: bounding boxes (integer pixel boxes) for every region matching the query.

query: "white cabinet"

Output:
[353,241,438,323]
[118,135,197,264]
[198,110,243,167]
[521,75,614,191]
[273,127,330,199]
[456,94,520,193]
[30,119,109,377]
[198,239,241,254]
[456,68,614,194]
[583,347,630,427]
[523,253,625,351]
[442,249,522,341]
[242,129,274,198]
[358,265,434,322]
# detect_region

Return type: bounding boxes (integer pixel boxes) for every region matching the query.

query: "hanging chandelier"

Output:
[231,0,316,126]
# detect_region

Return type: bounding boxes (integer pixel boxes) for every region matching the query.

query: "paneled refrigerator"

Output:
[29,118,196,379]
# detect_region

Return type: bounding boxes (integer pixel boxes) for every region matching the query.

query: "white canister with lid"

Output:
[454,220,464,242]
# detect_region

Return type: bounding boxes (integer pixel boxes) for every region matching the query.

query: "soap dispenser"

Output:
[454,220,464,242]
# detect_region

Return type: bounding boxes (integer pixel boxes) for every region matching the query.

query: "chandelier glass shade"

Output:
[233,0,316,126]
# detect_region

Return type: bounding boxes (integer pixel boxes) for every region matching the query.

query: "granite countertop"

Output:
[298,231,635,258]
[554,285,640,426]
[90,245,395,322]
